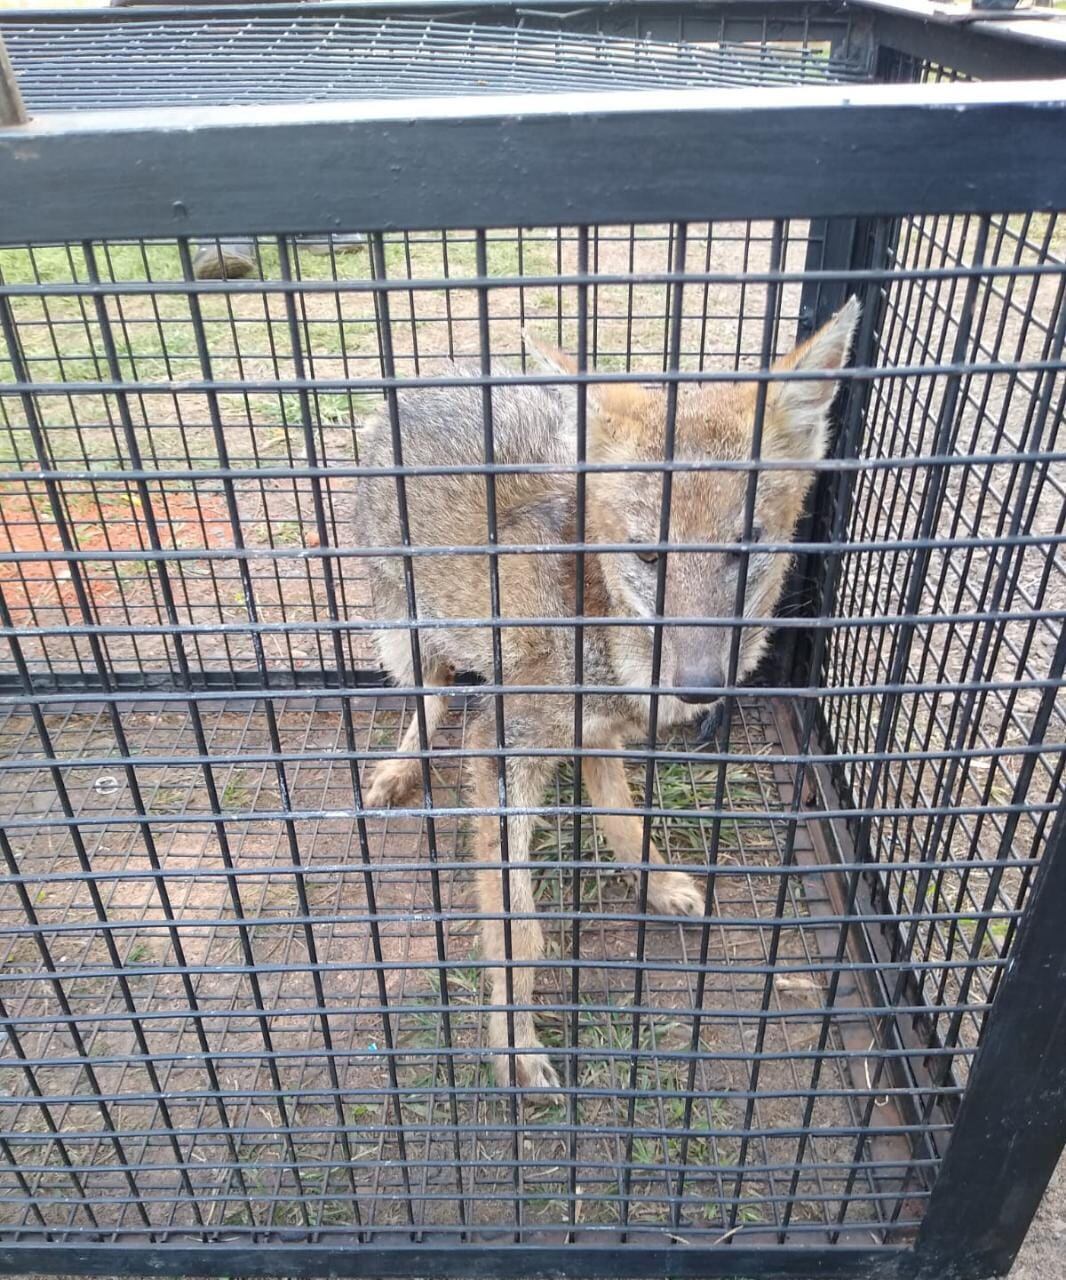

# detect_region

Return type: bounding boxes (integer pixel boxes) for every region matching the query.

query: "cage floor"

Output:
[2,16,870,114]
[0,691,923,1246]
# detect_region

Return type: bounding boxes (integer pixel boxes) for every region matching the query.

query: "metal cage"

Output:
[0,2,1064,1277]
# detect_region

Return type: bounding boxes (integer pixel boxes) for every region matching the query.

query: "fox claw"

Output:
[493,1049,561,1102]
[646,870,705,918]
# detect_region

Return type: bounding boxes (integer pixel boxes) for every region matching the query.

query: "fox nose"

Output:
[673,663,725,705]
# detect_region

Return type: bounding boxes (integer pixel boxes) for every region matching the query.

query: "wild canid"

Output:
[353,297,860,1091]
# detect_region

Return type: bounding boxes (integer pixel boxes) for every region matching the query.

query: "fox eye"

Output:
[636,550,660,566]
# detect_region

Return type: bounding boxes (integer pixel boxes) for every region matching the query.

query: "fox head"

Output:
[527,297,860,709]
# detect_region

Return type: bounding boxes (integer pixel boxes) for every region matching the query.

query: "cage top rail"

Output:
[2,78,1066,243]
[0,13,870,113]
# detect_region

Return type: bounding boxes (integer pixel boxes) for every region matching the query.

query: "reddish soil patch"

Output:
[0,481,234,627]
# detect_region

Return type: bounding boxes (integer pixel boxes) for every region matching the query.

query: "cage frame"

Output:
[0,2,1065,1277]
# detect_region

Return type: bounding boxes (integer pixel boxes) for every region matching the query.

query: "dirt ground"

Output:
[1009,1159,1066,1280]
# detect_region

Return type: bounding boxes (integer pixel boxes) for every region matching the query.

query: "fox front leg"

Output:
[582,744,706,918]
[469,726,560,1096]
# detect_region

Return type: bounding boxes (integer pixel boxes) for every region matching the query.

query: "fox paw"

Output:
[364,762,419,810]
[494,1049,561,1102]
[645,870,705,918]
[489,1011,561,1101]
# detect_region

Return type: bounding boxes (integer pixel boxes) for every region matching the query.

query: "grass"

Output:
[260,520,305,547]
[124,941,154,965]
[1010,211,1066,256]
[220,772,255,810]
[2,230,559,479]
[149,784,190,815]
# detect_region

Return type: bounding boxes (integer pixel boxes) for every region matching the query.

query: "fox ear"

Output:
[764,296,861,461]
[522,327,654,457]
[522,327,577,379]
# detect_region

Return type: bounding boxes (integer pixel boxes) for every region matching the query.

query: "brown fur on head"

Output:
[527,298,861,703]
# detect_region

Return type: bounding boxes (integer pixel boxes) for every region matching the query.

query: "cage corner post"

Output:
[776,24,894,697]
[911,800,1066,1280]
[0,34,27,127]
[778,213,894,697]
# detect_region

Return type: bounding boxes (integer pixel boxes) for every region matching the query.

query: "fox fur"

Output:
[352,297,860,1092]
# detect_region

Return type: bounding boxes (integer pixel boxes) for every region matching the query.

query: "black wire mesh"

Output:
[0,206,1062,1254]
[0,3,1064,1270]
[1,14,868,113]
[822,215,1066,1058]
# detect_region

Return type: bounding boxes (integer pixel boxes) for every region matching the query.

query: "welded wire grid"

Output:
[0,210,1063,1250]
[1,14,868,113]
[815,49,1066,1107]
[820,211,1066,1081]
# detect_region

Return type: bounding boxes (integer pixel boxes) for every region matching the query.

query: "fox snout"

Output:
[659,559,761,706]
[660,591,768,706]
[671,652,727,704]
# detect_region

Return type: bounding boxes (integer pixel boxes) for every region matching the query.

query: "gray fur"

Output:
[353,363,625,705]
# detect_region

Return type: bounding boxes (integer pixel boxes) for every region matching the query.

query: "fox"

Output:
[352,297,860,1092]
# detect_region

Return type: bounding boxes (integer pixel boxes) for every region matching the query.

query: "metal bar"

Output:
[2,83,1066,243]
[619,220,687,1231]
[717,220,785,1232]
[787,209,899,690]
[0,1243,913,1278]
[866,0,1066,80]
[566,225,590,1238]
[912,799,1066,1279]
[472,224,524,1229]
